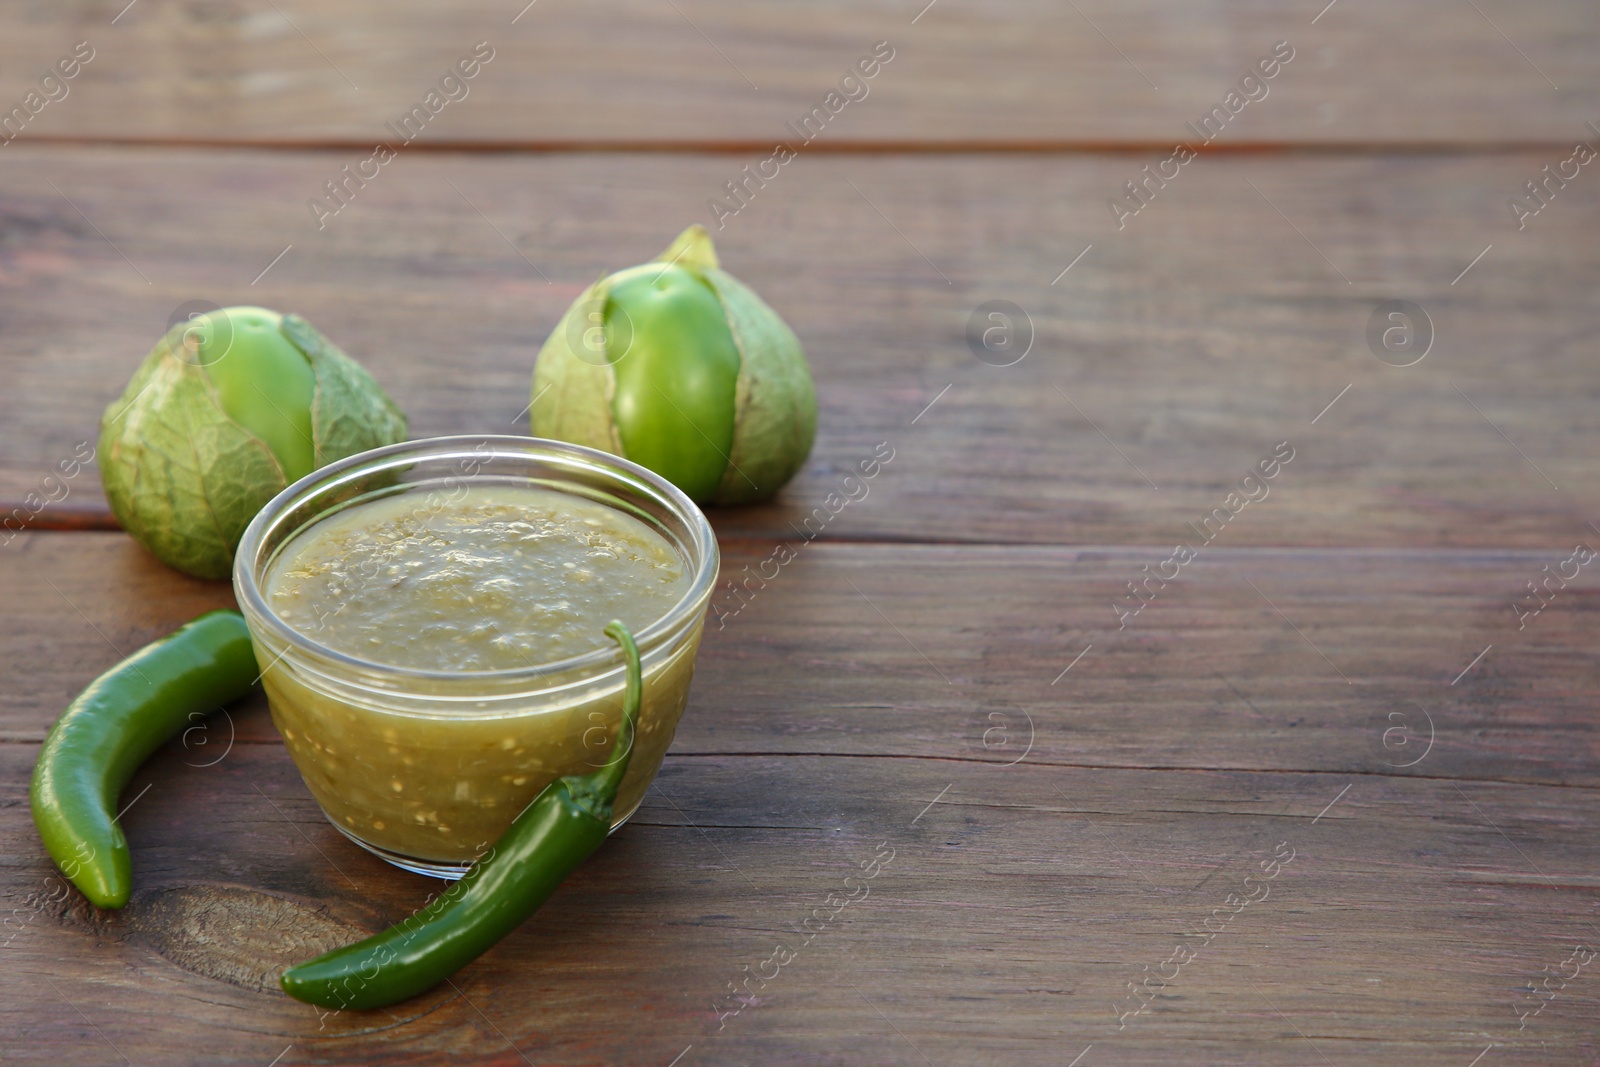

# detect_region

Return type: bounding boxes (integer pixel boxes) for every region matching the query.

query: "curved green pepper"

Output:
[30,610,258,909]
[279,620,645,1011]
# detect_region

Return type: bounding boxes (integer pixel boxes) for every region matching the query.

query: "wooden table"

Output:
[3,3,1598,1063]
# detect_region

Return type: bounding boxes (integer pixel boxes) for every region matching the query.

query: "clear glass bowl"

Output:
[233,435,718,878]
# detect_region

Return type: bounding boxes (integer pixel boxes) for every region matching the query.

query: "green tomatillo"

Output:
[99,306,407,580]
[532,226,816,505]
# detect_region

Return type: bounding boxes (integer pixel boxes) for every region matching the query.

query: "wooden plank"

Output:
[2,748,1597,1063]
[2,147,1597,547]
[4,537,1598,1059]
[0,1,1595,145]
[6,535,1597,783]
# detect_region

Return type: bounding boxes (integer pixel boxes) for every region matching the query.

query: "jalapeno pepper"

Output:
[30,609,258,910]
[279,619,645,1011]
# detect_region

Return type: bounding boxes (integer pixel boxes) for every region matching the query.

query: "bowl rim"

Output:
[232,434,719,686]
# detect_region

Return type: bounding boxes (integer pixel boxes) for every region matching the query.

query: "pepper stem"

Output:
[563,621,643,818]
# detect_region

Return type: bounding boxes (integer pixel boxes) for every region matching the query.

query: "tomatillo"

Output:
[99,306,407,580]
[532,226,816,505]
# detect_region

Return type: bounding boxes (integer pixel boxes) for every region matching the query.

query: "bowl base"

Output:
[327,818,474,879]
[325,807,639,880]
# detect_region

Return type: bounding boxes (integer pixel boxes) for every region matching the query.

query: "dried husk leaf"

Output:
[654,225,721,272]
[284,314,408,467]
[700,265,816,505]
[99,324,287,580]
[531,276,625,455]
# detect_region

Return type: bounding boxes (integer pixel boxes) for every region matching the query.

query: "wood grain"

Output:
[2,746,1596,1064]
[3,536,1598,1061]
[0,0,1594,146]
[6,535,1598,787]
[4,3,1598,1058]
[2,146,1597,547]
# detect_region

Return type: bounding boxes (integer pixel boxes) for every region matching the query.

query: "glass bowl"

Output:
[233,435,718,878]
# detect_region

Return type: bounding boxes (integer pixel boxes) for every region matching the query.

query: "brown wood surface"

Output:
[4,1,1600,1062]
[0,0,1595,146]
[2,147,1598,547]
[3,537,1599,1065]
[5,536,1599,786]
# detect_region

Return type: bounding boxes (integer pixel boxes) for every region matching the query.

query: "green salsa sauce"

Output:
[266,485,690,671]
[256,484,703,863]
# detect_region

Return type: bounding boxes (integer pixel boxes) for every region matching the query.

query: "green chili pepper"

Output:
[30,609,258,910]
[279,620,645,1011]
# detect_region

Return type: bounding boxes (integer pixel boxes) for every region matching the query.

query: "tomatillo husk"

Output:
[531,226,816,505]
[99,306,407,580]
